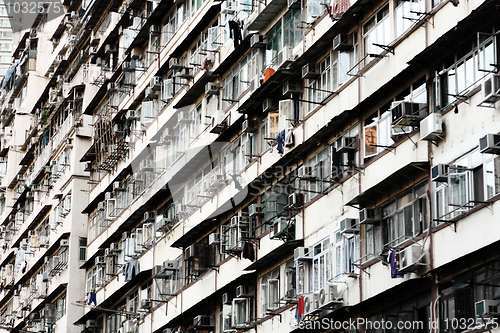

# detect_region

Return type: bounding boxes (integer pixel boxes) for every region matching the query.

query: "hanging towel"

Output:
[276,130,285,155]
[296,296,305,322]
[389,250,404,278]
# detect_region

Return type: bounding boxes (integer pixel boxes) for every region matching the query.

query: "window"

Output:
[382,182,429,246]
[332,126,359,181]
[332,32,358,85]
[156,258,182,299]
[265,19,282,68]
[55,293,67,320]
[305,147,330,202]
[296,238,330,294]
[306,55,331,112]
[395,0,425,38]
[362,4,390,61]
[283,9,301,47]
[334,231,359,278]
[260,268,280,315]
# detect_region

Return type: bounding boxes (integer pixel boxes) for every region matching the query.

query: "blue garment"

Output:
[389,251,404,278]
[276,130,285,154]
[88,291,97,305]
[125,259,140,281]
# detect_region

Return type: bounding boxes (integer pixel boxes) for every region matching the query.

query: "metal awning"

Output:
[245,239,303,271]
[345,161,429,208]
[247,0,287,31]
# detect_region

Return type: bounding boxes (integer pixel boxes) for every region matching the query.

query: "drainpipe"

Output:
[357,19,364,332]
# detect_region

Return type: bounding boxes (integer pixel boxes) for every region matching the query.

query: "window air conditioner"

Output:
[297,165,317,180]
[431,164,449,182]
[302,63,320,79]
[271,217,288,238]
[398,244,423,272]
[248,203,265,217]
[60,239,69,247]
[95,256,105,265]
[144,211,155,222]
[250,34,266,48]
[163,260,179,271]
[140,299,152,310]
[221,1,236,14]
[390,101,426,127]
[105,44,117,54]
[193,315,211,327]
[475,300,500,317]
[185,245,195,260]
[359,208,380,224]
[150,76,162,91]
[288,0,300,9]
[339,218,359,233]
[208,233,220,245]
[156,217,174,233]
[282,82,301,97]
[86,319,99,328]
[107,83,116,92]
[420,113,444,141]
[242,119,258,133]
[152,265,167,278]
[288,193,303,207]
[169,58,183,69]
[236,285,250,297]
[294,247,312,260]
[113,181,125,191]
[336,136,358,153]
[262,98,279,112]
[210,110,226,134]
[122,61,135,72]
[205,82,219,95]
[481,73,500,105]
[277,46,294,69]
[177,111,192,123]
[479,133,500,154]
[333,34,353,51]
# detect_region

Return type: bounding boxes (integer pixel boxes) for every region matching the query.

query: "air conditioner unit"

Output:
[481,73,500,105]
[208,233,220,245]
[156,217,174,233]
[163,260,179,271]
[317,284,339,307]
[248,203,265,217]
[177,111,192,123]
[144,211,155,222]
[123,320,135,333]
[298,165,316,180]
[95,256,105,265]
[475,299,500,317]
[152,265,167,278]
[131,47,142,59]
[302,63,320,79]
[420,113,444,141]
[140,299,152,309]
[288,193,303,207]
[111,181,123,191]
[242,119,258,133]
[185,245,195,260]
[177,67,193,79]
[210,110,226,134]
[336,136,357,153]
[222,292,231,305]
[122,61,135,72]
[109,242,120,252]
[431,164,449,182]
[193,315,211,327]
[294,247,312,260]
[479,134,500,154]
[205,82,219,95]
[333,34,353,51]
[278,46,294,69]
[236,285,250,297]
[150,76,162,91]
[390,101,426,127]
[169,58,183,69]
[398,244,423,272]
[359,208,380,224]
[60,239,69,247]
[126,109,140,120]
[340,218,359,233]
[303,293,318,314]
[282,82,301,97]
[105,44,116,54]
[262,98,279,112]
[250,34,266,48]
[221,0,236,14]
[271,217,288,238]
[149,25,160,36]
[86,319,99,328]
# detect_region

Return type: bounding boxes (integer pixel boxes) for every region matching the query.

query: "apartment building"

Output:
[0,0,499,332]
[0,0,14,79]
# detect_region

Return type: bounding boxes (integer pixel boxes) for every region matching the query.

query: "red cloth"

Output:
[297,296,305,316]
[263,68,276,83]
